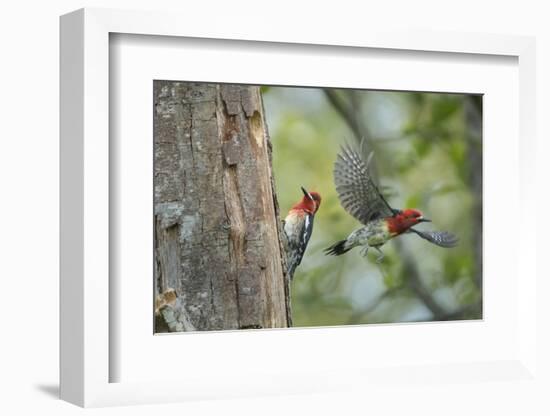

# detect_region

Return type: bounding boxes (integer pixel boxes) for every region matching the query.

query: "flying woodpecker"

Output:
[325,145,458,261]
[284,186,322,279]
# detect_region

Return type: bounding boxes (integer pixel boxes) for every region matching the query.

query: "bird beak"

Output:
[419,217,431,223]
[301,186,314,201]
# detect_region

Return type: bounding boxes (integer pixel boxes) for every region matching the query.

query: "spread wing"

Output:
[409,228,459,248]
[333,145,395,224]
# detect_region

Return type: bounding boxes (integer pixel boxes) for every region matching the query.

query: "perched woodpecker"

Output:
[284,186,322,279]
[325,145,458,261]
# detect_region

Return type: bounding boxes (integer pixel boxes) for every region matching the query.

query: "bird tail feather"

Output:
[324,239,352,256]
[287,252,302,280]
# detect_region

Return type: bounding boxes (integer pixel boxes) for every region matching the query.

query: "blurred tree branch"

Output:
[346,286,404,324]
[324,90,371,142]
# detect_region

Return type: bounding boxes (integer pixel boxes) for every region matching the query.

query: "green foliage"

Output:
[431,95,461,124]
[263,87,482,326]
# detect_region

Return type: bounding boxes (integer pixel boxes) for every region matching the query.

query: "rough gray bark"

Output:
[154,81,290,332]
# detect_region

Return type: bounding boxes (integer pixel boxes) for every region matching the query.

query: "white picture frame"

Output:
[60,8,537,407]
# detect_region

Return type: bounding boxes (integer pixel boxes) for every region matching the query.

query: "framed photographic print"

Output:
[152,81,478,334]
[60,8,537,408]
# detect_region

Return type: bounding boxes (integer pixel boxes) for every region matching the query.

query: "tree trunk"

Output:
[153,81,290,332]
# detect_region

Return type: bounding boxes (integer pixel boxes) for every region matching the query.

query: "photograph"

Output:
[153,81,482,333]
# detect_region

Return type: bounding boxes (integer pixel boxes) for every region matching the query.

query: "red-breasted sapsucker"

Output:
[284,187,322,279]
[325,145,458,261]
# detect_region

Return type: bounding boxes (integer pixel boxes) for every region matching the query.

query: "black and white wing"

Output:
[409,228,459,248]
[285,213,315,279]
[333,145,395,224]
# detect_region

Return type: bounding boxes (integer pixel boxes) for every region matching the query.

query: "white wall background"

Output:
[1,1,547,415]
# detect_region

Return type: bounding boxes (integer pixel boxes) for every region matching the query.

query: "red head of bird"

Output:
[291,186,322,215]
[387,208,430,235]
